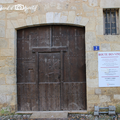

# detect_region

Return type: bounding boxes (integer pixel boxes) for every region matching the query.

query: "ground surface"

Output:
[0,114,118,120]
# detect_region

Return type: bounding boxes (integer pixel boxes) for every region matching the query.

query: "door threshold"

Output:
[16,110,87,114]
[16,110,87,118]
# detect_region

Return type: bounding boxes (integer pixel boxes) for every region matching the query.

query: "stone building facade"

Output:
[0,0,120,112]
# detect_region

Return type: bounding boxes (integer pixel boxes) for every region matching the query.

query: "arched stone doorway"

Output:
[17,25,86,111]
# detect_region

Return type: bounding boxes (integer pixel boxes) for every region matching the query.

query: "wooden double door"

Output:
[17,25,86,111]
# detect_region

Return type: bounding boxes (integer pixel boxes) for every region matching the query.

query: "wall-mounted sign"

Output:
[93,46,100,51]
[98,52,120,87]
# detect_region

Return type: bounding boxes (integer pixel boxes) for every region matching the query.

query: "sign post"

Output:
[98,52,120,87]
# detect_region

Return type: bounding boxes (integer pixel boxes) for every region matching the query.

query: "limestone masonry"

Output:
[0,0,120,112]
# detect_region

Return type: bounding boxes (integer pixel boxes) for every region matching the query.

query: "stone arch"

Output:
[7,13,89,110]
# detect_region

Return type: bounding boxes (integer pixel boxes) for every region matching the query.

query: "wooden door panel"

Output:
[38,53,61,111]
[39,84,60,111]
[17,25,86,111]
[63,83,86,110]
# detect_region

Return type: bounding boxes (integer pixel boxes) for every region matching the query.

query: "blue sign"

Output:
[93,46,100,51]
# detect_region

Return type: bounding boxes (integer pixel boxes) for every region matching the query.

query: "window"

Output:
[103,9,119,35]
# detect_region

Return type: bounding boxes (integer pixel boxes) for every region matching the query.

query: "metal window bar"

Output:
[110,9,112,34]
[114,9,117,34]
[106,9,108,35]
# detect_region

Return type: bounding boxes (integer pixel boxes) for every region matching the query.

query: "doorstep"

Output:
[16,110,87,119]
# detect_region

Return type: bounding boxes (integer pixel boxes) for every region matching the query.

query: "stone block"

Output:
[39,15,46,23]
[86,43,92,51]
[71,6,77,10]
[0,76,5,85]
[7,20,13,28]
[99,95,111,103]
[6,95,16,105]
[0,20,5,27]
[62,11,68,16]
[95,89,101,95]
[89,0,98,7]
[80,17,89,26]
[6,57,14,66]
[86,52,94,60]
[44,3,50,10]
[100,0,120,8]
[87,59,98,71]
[87,71,98,79]
[87,95,99,103]
[7,12,18,19]
[0,39,8,48]
[30,111,68,119]
[17,19,26,27]
[0,0,14,3]
[26,16,33,26]
[50,2,56,8]
[0,94,6,104]
[6,29,15,39]
[86,31,96,43]
[114,94,120,100]
[46,12,54,23]
[82,3,93,12]
[104,35,120,42]
[0,11,5,19]
[54,12,61,23]
[96,25,103,35]
[0,67,15,75]
[0,85,16,94]
[87,88,94,95]
[94,9,98,16]
[98,9,103,17]
[11,20,19,28]
[1,49,14,56]
[60,16,67,23]
[86,13,94,17]
[57,3,62,9]
[68,11,75,23]
[32,16,39,25]
[94,52,99,59]
[96,17,103,25]
[0,26,5,37]
[86,18,96,31]
[87,78,99,88]
[111,43,120,50]
[9,39,14,48]
[101,43,111,51]
[0,60,5,67]
[74,16,82,24]
[97,36,104,42]
[6,75,16,85]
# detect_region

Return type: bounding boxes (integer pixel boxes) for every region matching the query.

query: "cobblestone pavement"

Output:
[0,114,118,120]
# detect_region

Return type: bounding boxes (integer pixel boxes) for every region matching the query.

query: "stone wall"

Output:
[0,0,120,112]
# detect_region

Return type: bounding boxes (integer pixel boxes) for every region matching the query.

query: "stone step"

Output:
[30,111,68,119]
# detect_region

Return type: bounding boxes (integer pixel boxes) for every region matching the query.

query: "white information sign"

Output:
[98,52,120,87]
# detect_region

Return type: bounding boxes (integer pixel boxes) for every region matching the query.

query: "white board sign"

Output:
[98,52,120,87]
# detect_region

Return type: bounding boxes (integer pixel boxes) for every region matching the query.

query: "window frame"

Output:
[103,9,119,35]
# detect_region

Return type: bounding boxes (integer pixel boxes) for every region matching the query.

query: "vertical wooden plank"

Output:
[50,26,52,47]
[36,52,39,111]
[60,51,63,110]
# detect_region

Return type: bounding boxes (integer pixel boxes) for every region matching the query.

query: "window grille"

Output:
[104,9,118,35]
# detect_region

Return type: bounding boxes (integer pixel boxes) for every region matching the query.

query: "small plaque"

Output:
[93,46,100,51]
